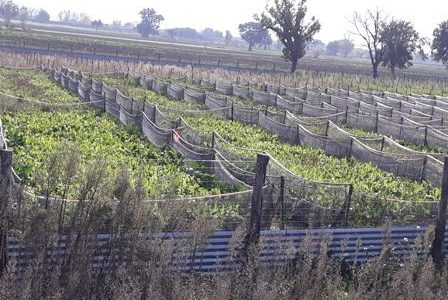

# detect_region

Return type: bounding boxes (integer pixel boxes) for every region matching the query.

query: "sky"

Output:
[16,0,448,45]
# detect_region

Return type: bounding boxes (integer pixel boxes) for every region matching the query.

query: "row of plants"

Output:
[90,74,206,111]
[342,125,448,154]
[3,110,242,198]
[186,76,448,154]
[0,68,241,203]
[0,67,79,103]
[100,70,445,158]
[88,73,440,203]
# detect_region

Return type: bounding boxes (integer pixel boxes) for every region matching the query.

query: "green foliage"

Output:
[432,20,448,67]
[92,74,440,224]
[92,74,206,110]
[326,39,354,57]
[2,111,237,198]
[238,22,271,51]
[382,20,420,77]
[0,68,79,103]
[184,116,440,203]
[258,0,321,72]
[136,8,164,38]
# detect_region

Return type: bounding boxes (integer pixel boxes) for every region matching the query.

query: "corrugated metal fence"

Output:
[7,226,446,273]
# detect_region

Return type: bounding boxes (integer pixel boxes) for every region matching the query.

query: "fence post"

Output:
[348,137,354,158]
[211,131,216,149]
[344,106,349,124]
[380,136,385,152]
[0,149,12,276]
[375,111,379,132]
[325,120,330,137]
[243,154,269,255]
[279,176,285,230]
[431,157,448,267]
[424,126,428,147]
[344,185,353,227]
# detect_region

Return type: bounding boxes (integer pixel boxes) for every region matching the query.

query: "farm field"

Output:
[2,0,448,295]
[0,67,78,103]
[3,28,448,85]
[79,70,442,225]
[99,70,445,173]
[0,67,240,203]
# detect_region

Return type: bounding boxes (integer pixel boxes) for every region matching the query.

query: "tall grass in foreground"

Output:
[1,144,448,299]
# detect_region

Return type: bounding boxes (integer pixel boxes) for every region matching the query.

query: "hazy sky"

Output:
[16,0,448,44]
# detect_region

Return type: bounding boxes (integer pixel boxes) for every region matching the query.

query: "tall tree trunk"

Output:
[248,43,253,51]
[290,59,298,73]
[372,64,379,79]
[391,65,396,79]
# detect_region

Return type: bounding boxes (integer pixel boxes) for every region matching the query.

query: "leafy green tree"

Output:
[259,30,272,50]
[136,8,164,38]
[238,22,268,51]
[201,28,223,41]
[340,37,354,57]
[432,21,448,67]
[18,6,28,29]
[326,41,340,56]
[225,30,232,45]
[91,19,103,30]
[327,39,354,57]
[1,0,18,28]
[166,28,198,40]
[382,20,419,78]
[257,0,321,73]
[33,9,50,23]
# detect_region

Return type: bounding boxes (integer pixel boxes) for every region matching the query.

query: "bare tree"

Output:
[1,0,18,28]
[18,6,28,29]
[350,9,387,79]
[341,34,355,58]
[225,30,232,46]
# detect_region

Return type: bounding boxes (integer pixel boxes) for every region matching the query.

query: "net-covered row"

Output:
[44,66,444,228]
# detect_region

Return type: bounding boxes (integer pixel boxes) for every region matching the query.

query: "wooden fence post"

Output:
[279,176,285,230]
[211,131,216,149]
[0,149,12,276]
[344,185,354,227]
[431,157,448,267]
[243,154,270,255]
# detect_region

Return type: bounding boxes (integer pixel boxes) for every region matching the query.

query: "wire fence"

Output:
[0,64,444,228]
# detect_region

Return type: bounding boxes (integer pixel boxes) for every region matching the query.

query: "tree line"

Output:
[234,0,448,77]
[2,0,448,78]
[118,1,448,77]
[0,0,50,28]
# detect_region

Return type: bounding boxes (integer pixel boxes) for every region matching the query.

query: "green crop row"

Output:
[91,74,439,202]
[0,68,79,103]
[3,110,239,198]
[91,74,206,111]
